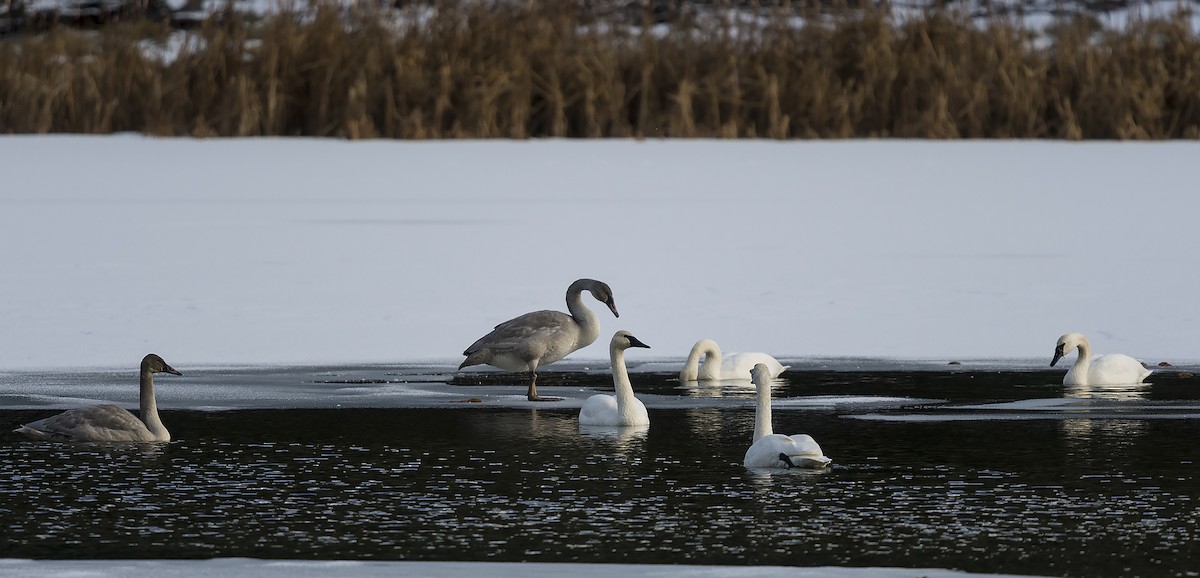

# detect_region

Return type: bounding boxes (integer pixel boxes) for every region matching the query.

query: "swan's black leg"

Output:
[779,453,797,469]
[526,370,562,402]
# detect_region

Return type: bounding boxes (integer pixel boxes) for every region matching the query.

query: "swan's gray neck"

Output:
[139,367,169,441]
[566,282,600,348]
[611,346,637,411]
[753,380,774,442]
[1071,340,1093,385]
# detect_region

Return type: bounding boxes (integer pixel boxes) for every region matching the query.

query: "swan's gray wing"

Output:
[463,310,573,355]
[15,404,154,442]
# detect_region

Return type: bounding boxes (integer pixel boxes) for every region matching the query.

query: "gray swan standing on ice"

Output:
[13,354,183,442]
[459,278,618,401]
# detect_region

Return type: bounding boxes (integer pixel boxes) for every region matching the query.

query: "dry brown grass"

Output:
[1,1,1198,139]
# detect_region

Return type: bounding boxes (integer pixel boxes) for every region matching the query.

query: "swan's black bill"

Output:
[606,299,619,318]
[1050,344,1065,367]
[779,453,796,469]
[164,365,183,376]
[627,335,651,349]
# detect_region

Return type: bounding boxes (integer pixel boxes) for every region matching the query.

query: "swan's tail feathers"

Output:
[459,351,490,370]
[13,425,55,441]
[781,452,833,470]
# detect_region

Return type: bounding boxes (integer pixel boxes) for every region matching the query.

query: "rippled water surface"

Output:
[2,364,1199,576]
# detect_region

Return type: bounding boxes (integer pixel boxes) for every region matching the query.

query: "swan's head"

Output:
[611,330,650,351]
[587,280,619,318]
[750,363,773,386]
[1051,333,1087,366]
[141,353,183,376]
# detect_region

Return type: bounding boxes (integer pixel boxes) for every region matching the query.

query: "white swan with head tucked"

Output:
[579,331,651,427]
[1051,332,1151,386]
[460,278,618,401]
[744,363,831,469]
[680,338,788,382]
[13,354,183,443]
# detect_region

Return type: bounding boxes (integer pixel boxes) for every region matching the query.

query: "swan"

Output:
[743,363,831,469]
[13,354,183,443]
[579,331,651,427]
[460,278,618,401]
[1051,332,1151,386]
[679,339,788,382]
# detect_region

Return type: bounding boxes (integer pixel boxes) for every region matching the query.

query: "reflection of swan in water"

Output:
[579,423,649,445]
[579,331,651,427]
[1051,332,1151,386]
[1065,382,1148,402]
[13,354,183,442]
[459,278,619,401]
[743,364,831,470]
[680,339,788,383]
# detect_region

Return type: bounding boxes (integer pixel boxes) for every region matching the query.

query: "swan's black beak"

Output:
[164,364,183,376]
[1051,344,1065,367]
[606,299,619,318]
[779,453,796,469]
[627,335,651,349]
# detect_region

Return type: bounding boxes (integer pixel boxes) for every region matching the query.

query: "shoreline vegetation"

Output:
[1,1,1198,139]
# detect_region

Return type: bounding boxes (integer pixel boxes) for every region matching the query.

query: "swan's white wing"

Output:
[744,433,832,469]
[720,352,787,379]
[1090,353,1153,385]
[464,310,572,354]
[15,404,155,442]
[579,394,619,426]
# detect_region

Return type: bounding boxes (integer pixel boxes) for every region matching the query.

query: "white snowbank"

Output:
[2,136,1197,371]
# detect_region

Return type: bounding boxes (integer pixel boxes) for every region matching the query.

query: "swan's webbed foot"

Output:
[779,453,797,469]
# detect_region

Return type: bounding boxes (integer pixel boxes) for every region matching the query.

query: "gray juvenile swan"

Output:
[13,354,183,442]
[579,331,652,427]
[459,278,618,401]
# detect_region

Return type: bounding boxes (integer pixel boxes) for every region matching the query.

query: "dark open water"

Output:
[2,364,1199,577]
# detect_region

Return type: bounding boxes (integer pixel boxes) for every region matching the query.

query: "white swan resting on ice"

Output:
[1051,332,1151,386]
[679,338,788,382]
[579,331,651,427]
[743,363,832,469]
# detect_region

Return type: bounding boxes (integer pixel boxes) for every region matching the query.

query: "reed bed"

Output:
[1,1,1198,139]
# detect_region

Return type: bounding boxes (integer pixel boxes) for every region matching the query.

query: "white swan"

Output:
[579,331,651,427]
[1051,332,1151,386]
[13,354,183,442]
[460,278,618,401]
[679,338,788,382]
[743,363,831,469]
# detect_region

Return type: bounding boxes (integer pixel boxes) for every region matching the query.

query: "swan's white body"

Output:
[1051,332,1151,386]
[460,278,618,401]
[13,354,182,443]
[579,331,651,427]
[680,339,789,382]
[743,364,831,469]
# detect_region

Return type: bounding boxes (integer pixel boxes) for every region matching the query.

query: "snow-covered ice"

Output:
[2,136,1197,371]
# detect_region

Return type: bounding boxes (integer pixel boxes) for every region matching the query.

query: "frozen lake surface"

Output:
[2,137,1199,370]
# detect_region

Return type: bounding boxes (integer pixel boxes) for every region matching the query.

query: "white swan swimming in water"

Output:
[579,331,651,427]
[1051,332,1151,386]
[459,278,618,401]
[743,363,831,469]
[13,354,183,443]
[679,338,788,382]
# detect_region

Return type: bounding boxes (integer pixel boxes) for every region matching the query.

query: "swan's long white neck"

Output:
[138,366,169,441]
[611,344,637,413]
[681,340,722,381]
[566,281,600,349]
[753,379,774,442]
[1070,338,1093,385]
